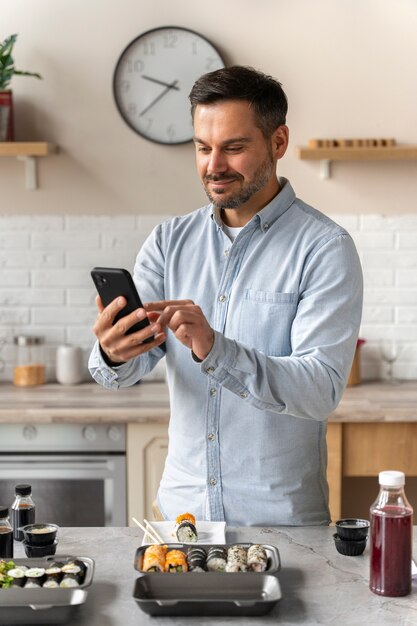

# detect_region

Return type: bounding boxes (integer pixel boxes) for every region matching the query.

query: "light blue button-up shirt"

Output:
[89,178,363,526]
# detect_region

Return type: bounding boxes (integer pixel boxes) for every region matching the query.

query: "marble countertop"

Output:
[0,380,416,423]
[10,525,417,625]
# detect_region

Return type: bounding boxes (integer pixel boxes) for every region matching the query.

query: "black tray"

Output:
[133,542,282,617]
[0,555,94,625]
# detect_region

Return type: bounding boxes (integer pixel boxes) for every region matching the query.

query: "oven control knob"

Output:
[23,425,37,440]
[82,426,97,442]
[107,425,121,442]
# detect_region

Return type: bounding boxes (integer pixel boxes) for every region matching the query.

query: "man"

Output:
[89,66,363,526]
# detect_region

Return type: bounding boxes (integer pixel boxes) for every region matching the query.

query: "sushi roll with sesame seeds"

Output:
[175,512,198,543]
[225,545,248,572]
[206,546,227,572]
[247,544,268,572]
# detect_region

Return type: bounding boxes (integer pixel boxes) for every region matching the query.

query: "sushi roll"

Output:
[60,574,79,588]
[165,549,188,573]
[225,545,248,572]
[142,544,167,572]
[175,512,198,543]
[247,544,268,572]
[206,546,227,572]
[187,546,207,572]
[7,568,26,587]
[43,576,60,588]
[61,561,83,583]
[25,567,46,585]
[25,579,42,589]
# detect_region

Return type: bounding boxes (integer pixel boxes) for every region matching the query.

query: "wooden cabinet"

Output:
[127,422,168,523]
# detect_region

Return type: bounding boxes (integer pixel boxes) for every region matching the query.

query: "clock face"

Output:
[113,27,225,145]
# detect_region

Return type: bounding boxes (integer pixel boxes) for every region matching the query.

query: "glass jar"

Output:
[369,470,413,597]
[13,335,45,386]
[0,506,13,558]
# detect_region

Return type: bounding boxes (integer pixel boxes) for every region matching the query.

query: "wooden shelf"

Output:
[0,142,57,189]
[295,144,417,179]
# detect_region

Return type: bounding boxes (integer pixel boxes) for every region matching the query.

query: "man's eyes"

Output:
[197,146,244,153]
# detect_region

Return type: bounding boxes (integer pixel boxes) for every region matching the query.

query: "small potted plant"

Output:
[0,33,42,141]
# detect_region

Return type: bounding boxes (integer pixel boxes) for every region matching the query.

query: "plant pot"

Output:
[0,90,14,141]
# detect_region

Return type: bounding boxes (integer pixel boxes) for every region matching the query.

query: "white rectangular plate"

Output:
[141,521,226,546]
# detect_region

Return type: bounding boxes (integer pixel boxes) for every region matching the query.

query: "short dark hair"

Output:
[189,65,288,138]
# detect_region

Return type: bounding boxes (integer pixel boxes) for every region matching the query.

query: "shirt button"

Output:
[263,222,270,231]
[210,388,217,397]
[206,367,215,374]
[218,294,226,303]
[224,249,230,256]
[210,478,217,486]
[208,433,215,441]
[240,390,249,398]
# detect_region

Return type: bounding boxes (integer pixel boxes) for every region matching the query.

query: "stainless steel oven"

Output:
[0,423,126,526]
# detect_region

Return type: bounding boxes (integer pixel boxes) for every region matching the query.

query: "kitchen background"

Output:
[1,0,417,382]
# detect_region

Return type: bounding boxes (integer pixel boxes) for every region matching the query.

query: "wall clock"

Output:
[113,26,225,145]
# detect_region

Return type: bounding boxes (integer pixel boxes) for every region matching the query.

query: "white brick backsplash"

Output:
[0,232,30,249]
[0,212,416,382]
[361,306,394,324]
[0,289,65,306]
[0,251,64,269]
[0,270,29,286]
[398,232,417,249]
[32,232,100,250]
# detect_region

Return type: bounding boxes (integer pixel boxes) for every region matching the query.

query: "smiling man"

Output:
[89,66,363,526]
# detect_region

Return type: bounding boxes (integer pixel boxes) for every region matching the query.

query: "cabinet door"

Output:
[127,422,169,523]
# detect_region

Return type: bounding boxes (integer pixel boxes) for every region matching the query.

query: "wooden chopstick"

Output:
[144,517,165,544]
[131,517,162,544]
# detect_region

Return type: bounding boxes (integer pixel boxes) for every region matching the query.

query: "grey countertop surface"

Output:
[11,525,417,625]
[1,380,417,423]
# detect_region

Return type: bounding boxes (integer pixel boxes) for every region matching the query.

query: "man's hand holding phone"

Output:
[92,295,166,364]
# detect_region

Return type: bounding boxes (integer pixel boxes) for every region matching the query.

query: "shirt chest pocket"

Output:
[237,289,298,356]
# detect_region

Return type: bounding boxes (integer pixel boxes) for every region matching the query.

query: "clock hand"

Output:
[142,75,180,91]
[140,80,179,117]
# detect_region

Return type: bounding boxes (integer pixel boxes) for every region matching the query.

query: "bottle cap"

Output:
[378,470,405,487]
[15,484,32,496]
[0,505,9,518]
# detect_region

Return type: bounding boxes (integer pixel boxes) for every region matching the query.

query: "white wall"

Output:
[1,0,417,215]
[1,213,417,383]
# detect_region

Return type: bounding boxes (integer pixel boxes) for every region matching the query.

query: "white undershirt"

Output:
[223,223,243,242]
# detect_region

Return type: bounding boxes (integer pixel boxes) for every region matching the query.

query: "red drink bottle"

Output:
[370,470,413,597]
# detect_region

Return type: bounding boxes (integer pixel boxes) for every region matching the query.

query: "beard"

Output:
[203,152,275,210]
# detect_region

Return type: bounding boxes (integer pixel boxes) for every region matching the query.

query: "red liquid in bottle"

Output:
[370,507,412,597]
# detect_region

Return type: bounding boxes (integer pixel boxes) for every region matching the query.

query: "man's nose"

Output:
[207,149,227,174]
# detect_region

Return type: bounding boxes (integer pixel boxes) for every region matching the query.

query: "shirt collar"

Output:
[210,177,296,231]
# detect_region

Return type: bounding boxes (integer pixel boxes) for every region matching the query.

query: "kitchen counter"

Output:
[11,525,417,625]
[0,379,416,423]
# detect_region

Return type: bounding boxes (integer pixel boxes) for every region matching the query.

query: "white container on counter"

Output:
[56,344,84,384]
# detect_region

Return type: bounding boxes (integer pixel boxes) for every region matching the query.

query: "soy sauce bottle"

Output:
[11,483,35,541]
[0,506,13,558]
[370,470,413,597]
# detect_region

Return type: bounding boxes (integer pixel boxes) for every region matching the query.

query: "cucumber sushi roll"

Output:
[25,567,46,585]
[25,579,42,588]
[206,546,227,572]
[247,544,268,572]
[61,562,83,582]
[175,512,198,543]
[187,546,207,572]
[60,574,80,588]
[225,545,248,572]
[43,576,60,588]
[8,568,26,587]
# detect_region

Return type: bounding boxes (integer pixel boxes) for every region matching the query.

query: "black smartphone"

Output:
[91,267,153,343]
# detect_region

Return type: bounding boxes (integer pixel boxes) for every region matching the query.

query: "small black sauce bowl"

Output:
[333,533,367,556]
[23,539,58,558]
[21,523,59,546]
[335,518,370,541]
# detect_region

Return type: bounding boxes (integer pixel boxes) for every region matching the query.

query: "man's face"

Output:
[193,100,277,216]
